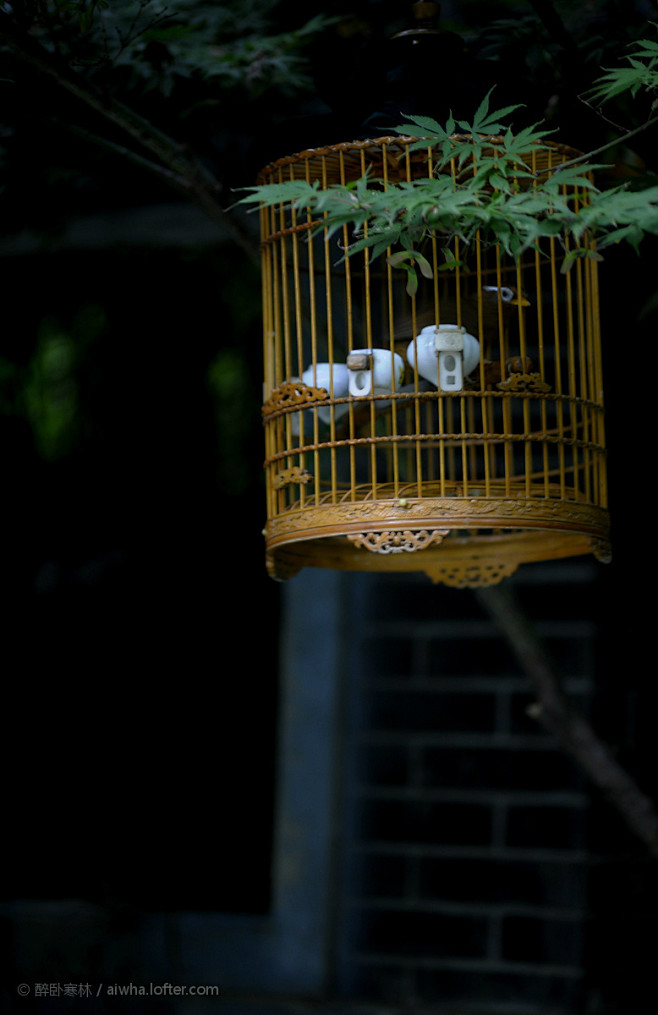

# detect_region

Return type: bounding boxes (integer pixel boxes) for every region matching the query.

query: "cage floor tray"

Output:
[264,495,611,586]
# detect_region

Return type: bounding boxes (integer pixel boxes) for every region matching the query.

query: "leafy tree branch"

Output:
[238,30,658,279]
[0,4,260,256]
[584,28,658,108]
[0,1,333,259]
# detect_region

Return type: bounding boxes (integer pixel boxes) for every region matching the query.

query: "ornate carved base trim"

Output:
[267,494,609,546]
[263,495,611,585]
[347,528,450,555]
[273,466,313,489]
[592,537,613,564]
[424,559,519,587]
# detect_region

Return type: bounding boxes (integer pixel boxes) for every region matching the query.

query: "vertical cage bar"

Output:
[531,145,551,500]
[357,149,377,501]
[301,155,322,507]
[277,179,297,498]
[382,141,402,498]
[562,230,579,498]
[259,136,610,583]
[575,247,588,502]
[476,236,493,496]
[288,181,308,508]
[549,225,567,500]
[515,260,533,498]
[495,249,513,495]
[534,242,550,498]
[261,208,276,523]
[319,153,340,504]
[338,148,358,503]
[587,252,607,509]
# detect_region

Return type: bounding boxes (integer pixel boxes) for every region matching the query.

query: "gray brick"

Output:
[419,856,588,908]
[502,915,585,966]
[355,798,493,846]
[355,743,409,786]
[364,690,497,734]
[420,746,579,791]
[427,636,519,675]
[350,907,489,959]
[343,852,407,899]
[415,965,585,1010]
[506,805,588,850]
[358,636,416,677]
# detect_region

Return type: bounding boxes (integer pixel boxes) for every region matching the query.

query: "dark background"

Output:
[0,0,655,1004]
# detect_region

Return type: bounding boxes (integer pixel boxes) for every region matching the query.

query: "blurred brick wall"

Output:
[332,561,603,1013]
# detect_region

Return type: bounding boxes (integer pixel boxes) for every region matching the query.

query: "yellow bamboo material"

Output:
[257,136,611,586]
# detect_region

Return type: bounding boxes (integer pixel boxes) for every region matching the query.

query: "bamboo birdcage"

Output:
[257,136,611,587]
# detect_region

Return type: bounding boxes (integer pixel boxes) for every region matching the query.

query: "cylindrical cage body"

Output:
[258,138,611,586]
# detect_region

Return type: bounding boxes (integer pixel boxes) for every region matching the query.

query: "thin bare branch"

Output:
[0,9,260,262]
[533,114,658,178]
[475,582,658,860]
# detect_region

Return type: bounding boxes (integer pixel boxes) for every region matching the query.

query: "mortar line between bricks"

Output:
[344,898,589,920]
[345,843,591,862]
[360,620,597,639]
[357,677,594,693]
[348,954,586,978]
[491,799,507,850]
[350,787,590,806]
[355,732,566,748]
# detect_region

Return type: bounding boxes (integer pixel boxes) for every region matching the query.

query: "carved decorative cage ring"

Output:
[257,137,611,587]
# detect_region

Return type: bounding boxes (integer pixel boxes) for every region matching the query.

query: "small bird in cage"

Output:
[393,284,531,388]
[393,285,529,346]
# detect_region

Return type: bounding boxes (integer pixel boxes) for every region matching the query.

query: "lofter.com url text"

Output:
[17,983,221,999]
